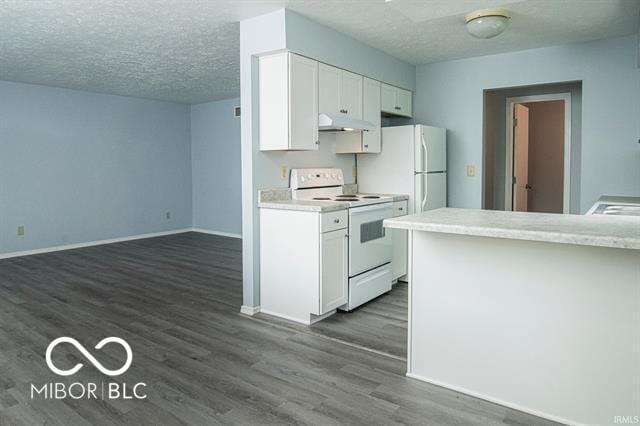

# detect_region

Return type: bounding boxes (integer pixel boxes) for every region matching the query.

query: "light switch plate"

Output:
[280,166,288,180]
[17,226,25,236]
[466,165,476,177]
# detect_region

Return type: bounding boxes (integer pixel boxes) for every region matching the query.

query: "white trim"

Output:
[0,229,192,260]
[240,305,261,316]
[258,309,311,325]
[505,93,571,213]
[405,372,580,426]
[406,230,414,373]
[192,228,242,239]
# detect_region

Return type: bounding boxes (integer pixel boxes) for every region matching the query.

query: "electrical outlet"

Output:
[17,226,25,236]
[280,165,288,180]
[466,165,476,177]
[165,212,171,220]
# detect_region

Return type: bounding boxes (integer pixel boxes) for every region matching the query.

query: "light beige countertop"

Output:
[258,200,348,212]
[384,207,640,250]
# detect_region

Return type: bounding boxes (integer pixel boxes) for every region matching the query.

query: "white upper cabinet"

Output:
[340,70,363,119]
[318,63,341,116]
[259,52,319,151]
[362,78,381,153]
[336,77,381,154]
[380,83,413,118]
[319,64,363,120]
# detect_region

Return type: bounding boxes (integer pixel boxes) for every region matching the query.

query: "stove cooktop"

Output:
[303,194,393,207]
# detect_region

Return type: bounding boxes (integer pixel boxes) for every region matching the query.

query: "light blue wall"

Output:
[414,35,640,213]
[0,81,192,254]
[285,10,415,91]
[191,97,242,236]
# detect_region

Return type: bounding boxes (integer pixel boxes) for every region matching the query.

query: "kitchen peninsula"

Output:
[385,208,640,426]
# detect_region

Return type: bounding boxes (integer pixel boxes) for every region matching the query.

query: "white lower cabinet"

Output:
[260,208,348,324]
[320,229,348,313]
[392,200,408,281]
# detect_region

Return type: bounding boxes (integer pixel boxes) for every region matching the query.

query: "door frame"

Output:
[504,93,571,213]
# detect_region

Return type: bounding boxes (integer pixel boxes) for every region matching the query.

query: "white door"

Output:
[318,63,341,116]
[289,54,319,151]
[362,78,381,153]
[415,172,446,212]
[320,228,348,314]
[415,125,446,173]
[380,83,396,114]
[395,88,412,117]
[513,104,530,212]
[340,70,363,119]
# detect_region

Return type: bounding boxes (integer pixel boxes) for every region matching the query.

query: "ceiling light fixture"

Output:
[465,9,510,39]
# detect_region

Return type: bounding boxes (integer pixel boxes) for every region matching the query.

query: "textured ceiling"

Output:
[0,0,638,104]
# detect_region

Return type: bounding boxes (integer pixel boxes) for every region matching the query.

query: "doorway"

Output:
[505,94,571,213]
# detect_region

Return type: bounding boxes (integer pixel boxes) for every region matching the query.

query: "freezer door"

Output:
[415,172,447,212]
[414,125,446,173]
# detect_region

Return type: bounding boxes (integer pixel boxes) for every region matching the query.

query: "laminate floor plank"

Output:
[0,232,558,425]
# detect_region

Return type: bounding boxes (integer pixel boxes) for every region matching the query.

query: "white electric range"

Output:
[291,168,394,310]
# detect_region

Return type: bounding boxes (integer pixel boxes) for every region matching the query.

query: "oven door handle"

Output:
[348,203,393,215]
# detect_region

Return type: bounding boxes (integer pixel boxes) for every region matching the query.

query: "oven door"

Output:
[348,203,393,276]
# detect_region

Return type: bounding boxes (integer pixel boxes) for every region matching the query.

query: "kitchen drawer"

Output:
[321,210,348,233]
[393,200,408,217]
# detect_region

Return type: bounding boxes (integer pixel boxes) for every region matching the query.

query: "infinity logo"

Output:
[45,337,132,377]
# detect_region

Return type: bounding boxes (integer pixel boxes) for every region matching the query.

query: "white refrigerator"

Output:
[357,124,446,214]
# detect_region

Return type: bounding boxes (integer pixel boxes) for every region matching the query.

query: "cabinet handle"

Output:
[394,106,401,110]
[399,207,404,211]
[334,219,340,223]
[340,109,347,114]
[364,144,369,148]
[315,140,320,145]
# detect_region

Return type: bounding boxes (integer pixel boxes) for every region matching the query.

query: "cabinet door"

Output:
[320,228,348,314]
[391,200,408,281]
[362,78,381,153]
[392,229,408,281]
[340,71,363,119]
[380,83,397,114]
[259,53,289,150]
[318,63,341,116]
[395,88,413,118]
[289,54,319,150]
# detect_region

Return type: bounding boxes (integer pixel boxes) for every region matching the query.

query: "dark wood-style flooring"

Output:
[0,232,559,425]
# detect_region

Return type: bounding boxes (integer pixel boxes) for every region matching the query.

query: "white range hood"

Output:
[318,113,375,133]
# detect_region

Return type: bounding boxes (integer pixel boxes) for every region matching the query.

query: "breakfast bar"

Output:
[384,208,640,426]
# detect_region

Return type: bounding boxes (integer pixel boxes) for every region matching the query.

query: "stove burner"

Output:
[312,197,331,200]
[335,194,357,198]
[336,197,358,201]
[362,196,380,199]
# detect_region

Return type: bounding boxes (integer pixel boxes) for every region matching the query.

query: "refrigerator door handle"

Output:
[420,133,429,172]
[421,174,428,211]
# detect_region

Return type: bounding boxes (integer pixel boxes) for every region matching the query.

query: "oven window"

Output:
[360,220,385,243]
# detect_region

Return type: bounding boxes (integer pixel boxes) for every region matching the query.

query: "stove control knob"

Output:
[331,173,336,179]
[300,176,305,182]
[307,174,313,179]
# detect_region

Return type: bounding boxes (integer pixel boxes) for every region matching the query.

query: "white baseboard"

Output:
[192,228,242,239]
[405,372,577,426]
[240,305,261,316]
[0,229,192,260]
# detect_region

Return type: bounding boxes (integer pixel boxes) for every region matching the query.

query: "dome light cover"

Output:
[465,9,510,39]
